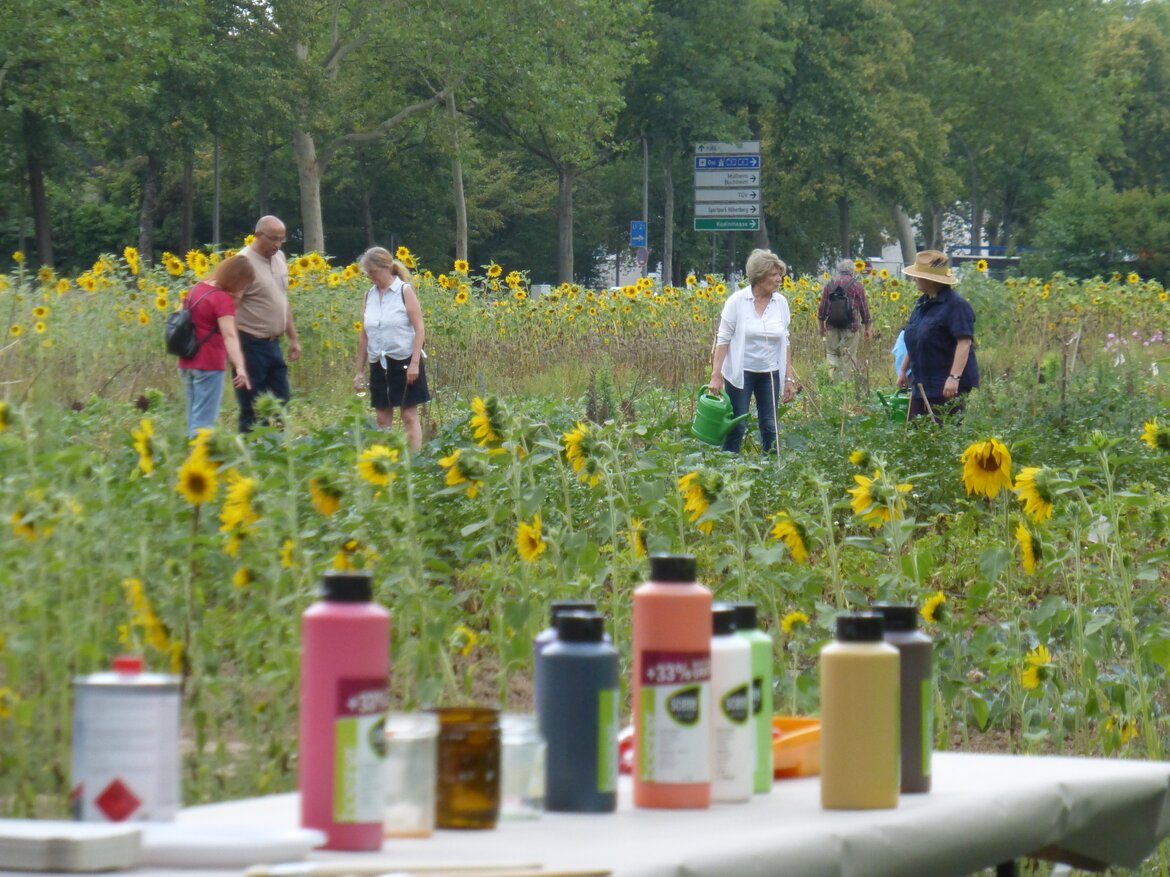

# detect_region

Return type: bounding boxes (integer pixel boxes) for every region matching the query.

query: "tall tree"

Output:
[468,0,651,282]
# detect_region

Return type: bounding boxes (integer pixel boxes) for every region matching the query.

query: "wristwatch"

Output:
[948,374,962,381]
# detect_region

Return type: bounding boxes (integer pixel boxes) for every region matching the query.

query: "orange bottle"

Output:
[632,554,712,808]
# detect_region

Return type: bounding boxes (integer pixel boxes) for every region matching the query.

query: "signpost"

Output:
[630,220,647,248]
[694,140,762,233]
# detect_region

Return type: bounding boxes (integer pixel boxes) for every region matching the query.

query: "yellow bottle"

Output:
[819,612,900,809]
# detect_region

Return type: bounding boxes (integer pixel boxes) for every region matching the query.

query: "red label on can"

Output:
[95,779,142,822]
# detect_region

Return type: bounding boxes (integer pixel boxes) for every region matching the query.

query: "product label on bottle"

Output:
[597,687,618,793]
[333,678,389,823]
[637,651,711,783]
[921,677,932,777]
[750,676,763,716]
[721,684,750,724]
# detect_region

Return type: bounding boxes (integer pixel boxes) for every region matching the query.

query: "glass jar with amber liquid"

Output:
[432,706,501,829]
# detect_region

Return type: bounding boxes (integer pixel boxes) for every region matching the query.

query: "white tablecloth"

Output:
[11,753,1170,877]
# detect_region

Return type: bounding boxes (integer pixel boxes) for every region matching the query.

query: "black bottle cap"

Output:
[872,602,919,632]
[836,611,885,642]
[733,601,758,631]
[548,599,597,626]
[557,611,605,643]
[321,571,372,602]
[649,553,697,582]
[713,603,738,635]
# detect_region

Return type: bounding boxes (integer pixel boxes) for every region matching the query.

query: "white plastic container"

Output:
[710,604,753,803]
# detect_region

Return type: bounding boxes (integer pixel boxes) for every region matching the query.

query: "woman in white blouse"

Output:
[353,246,430,450]
[707,248,795,453]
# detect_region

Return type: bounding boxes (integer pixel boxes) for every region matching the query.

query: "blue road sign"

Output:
[630,220,647,247]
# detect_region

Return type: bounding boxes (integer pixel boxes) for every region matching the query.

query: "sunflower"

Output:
[396,246,412,262]
[961,438,1013,499]
[454,289,469,304]
[452,623,479,657]
[232,567,254,589]
[486,262,502,278]
[1127,272,1140,284]
[176,453,218,505]
[628,517,647,559]
[920,591,946,624]
[516,513,547,562]
[1020,643,1052,690]
[123,246,141,274]
[280,538,297,569]
[976,259,988,273]
[309,475,342,517]
[357,444,399,487]
[889,290,900,302]
[470,396,505,446]
[131,418,155,476]
[849,469,912,528]
[219,470,260,532]
[1013,466,1057,522]
[454,259,469,274]
[770,511,809,564]
[848,448,871,468]
[563,422,602,487]
[1105,714,1139,743]
[1016,521,1041,574]
[32,305,48,319]
[678,470,721,535]
[780,611,809,635]
[1141,417,1170,451]
[438,448,486,498]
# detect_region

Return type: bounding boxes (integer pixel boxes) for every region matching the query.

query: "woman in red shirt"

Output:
[178,254,254,437]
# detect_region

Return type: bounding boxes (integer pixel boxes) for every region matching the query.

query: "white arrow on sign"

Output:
[695,188,759,203]
[695,140,761,155]
[694,169,759,188]
[695,202,760,217]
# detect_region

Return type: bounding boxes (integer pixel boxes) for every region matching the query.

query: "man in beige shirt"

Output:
[234,215,302,431]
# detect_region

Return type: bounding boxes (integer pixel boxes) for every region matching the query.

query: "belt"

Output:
[241,331,281,342]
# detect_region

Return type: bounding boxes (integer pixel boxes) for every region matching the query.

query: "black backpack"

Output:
[825,283,853,329]
[165,287,219,357]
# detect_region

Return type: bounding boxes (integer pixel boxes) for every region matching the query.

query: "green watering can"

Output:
[691,386,751,445]
[875,388,912,423]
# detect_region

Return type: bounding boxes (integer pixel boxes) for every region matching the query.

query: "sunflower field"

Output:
[2,245,1170,846]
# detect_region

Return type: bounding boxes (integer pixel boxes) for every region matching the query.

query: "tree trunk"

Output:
[138,156,159,266]
[926,201,945,250]
[447,90,468,263]
[361,180,375,247]
[557,164,575,283]
[662,148,674,285]
[293,128,325,253]
[837,195,850,258]
[892,204,916,265]
[23,110,53,268]
[180,151,194,253]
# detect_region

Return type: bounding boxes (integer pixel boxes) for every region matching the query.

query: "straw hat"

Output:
[903,250,958,285]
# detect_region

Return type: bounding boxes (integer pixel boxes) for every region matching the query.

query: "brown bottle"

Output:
[819,612,899,810]
[874,603,933,793]
[433,706,501,829]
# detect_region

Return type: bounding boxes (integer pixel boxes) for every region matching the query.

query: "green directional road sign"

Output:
[694,217,760,232]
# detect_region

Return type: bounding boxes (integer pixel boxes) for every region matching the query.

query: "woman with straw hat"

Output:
[895,250,980,421]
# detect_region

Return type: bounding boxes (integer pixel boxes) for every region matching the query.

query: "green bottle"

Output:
[734,602,775,794]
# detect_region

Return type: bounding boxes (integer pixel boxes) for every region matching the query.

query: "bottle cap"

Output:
[321,571,373,602]
[648,553,697,582]
[112,655,144,673]
[712,603,737,635]
[548,599,597,626]
[836,611,885,642]
[871,602,919,632]
[732,601,758,630]
[557,611,605,643]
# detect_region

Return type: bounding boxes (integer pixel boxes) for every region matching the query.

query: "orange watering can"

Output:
[691,387,750,445]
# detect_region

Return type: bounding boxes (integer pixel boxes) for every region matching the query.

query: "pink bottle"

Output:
[632,553,712,808]
[300,571,391,850]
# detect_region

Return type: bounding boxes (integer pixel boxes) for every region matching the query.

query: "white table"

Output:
[14,753,1170,877]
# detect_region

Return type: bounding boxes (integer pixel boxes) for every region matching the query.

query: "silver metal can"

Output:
[71,655,181,822]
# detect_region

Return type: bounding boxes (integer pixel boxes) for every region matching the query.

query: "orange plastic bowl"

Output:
[772,716,821,779]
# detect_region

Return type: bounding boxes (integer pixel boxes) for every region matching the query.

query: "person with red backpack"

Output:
[817,259,872,380]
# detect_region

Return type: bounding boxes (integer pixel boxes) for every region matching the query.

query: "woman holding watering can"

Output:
[708,248,795,453]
